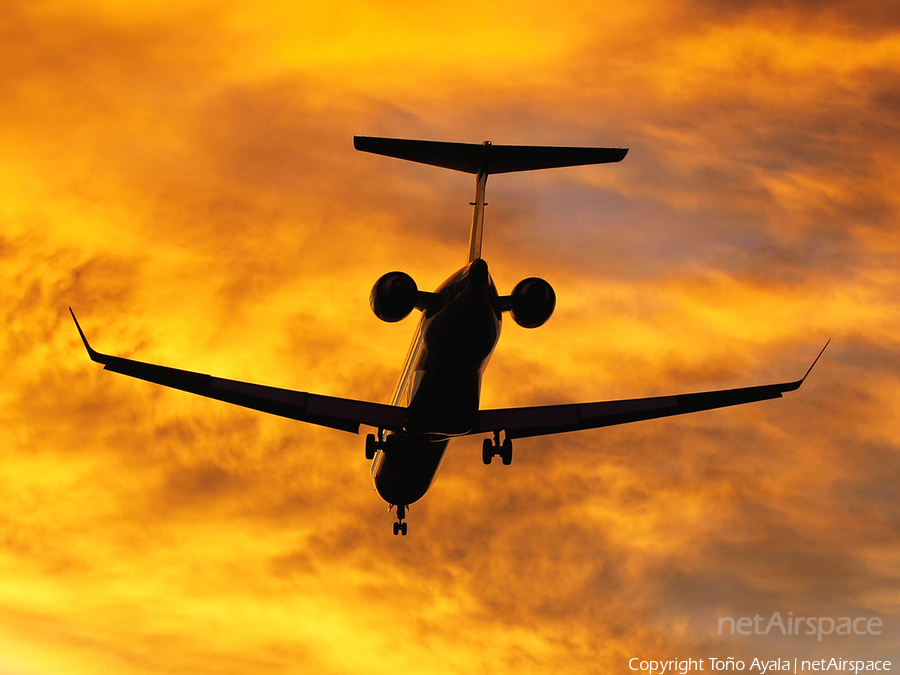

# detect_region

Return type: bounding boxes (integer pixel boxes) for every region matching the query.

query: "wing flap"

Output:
[71,309,405,434]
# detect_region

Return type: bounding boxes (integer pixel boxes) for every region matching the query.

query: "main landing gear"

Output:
[392,504,408,536]
[482,431,512,465]
[365,431,396,460]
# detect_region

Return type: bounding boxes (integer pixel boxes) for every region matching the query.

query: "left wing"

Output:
[70,309,406,434]
[471,342,828,439]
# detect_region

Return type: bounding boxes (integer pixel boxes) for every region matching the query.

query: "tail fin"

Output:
[353,136,628,261]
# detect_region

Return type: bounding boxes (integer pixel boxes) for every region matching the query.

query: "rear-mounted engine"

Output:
[509,277,556,328]
[370,271,419,322]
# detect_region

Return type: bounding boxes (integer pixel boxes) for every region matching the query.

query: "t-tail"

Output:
[353,136,628,262]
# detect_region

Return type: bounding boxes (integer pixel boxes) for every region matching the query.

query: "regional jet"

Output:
[71,136,827,535]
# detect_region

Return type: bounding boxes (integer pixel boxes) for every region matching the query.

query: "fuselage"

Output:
[370,258,502,507]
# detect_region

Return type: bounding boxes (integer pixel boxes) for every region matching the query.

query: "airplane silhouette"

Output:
[71,136,828,535]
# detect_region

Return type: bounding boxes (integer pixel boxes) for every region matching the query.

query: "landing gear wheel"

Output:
[501,438,513,465]
[392,504,408,536]
[365,434,376,460]
[482,438,494,465]
[383,435,396,454]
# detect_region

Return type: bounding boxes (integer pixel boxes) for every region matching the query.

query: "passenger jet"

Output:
[71,136,827,535]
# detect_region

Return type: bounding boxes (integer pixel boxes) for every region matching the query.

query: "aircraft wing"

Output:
[472,343,828,440]
[69,309,406,435]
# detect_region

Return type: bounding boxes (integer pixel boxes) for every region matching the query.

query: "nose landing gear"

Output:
[482,431,512,465]
[392,504,408,536]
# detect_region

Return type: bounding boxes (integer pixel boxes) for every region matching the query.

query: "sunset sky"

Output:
[2,1,899,673]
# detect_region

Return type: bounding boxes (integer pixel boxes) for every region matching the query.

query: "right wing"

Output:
[472,342,829,440]
[70,309,406,435]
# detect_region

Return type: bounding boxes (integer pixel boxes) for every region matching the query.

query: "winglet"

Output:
[801,339,830,383]
[781,339,830,392]
[69,308,107,364]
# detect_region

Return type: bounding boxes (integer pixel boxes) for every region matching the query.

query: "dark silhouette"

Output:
[71,136,828,536]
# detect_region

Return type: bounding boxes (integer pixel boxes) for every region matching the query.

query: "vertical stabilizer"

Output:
[353,136,627,262]
[468,142,491,262]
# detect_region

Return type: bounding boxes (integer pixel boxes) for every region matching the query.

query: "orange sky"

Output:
[2,1,899,673]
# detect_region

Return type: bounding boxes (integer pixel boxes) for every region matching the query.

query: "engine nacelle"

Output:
[509,277,556,328]
[370,271,419,322]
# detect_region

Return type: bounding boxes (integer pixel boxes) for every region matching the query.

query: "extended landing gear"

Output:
[482,431,512,465]
[392,504,408,536]
[365,431,396,460]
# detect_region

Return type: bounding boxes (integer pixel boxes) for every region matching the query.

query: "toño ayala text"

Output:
[629,657,891,673]
[718,613,882,642]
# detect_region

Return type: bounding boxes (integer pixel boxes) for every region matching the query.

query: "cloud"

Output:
[686,0,900,35]
[1,0,898,673]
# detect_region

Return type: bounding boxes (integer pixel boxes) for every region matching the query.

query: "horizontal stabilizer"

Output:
[354,136,627,174]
